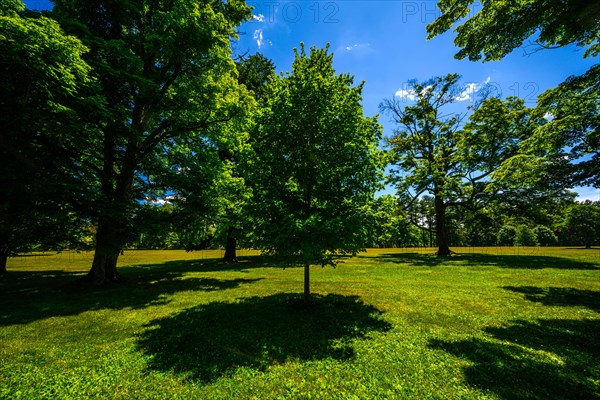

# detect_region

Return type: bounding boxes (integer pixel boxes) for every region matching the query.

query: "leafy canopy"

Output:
[427,0,600,61]
[0,0,94,258]
[249,44,383,266]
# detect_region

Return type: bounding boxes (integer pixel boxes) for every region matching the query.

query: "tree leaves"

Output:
[248,44,383,266]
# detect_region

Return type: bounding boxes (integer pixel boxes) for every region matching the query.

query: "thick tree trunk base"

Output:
[84,251,122,285]
[223,232,238,264]
[436,246,453,257]
[223,238,238,264]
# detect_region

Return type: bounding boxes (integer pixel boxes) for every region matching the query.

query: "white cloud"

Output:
[421,85,433,95]
[253,29,271,49]
[455,76,491,102]
[253,13,265,22]
[543,112,554,120]
[456,82,479,102]
[253,29,263,47]
[395,89,417,101]
[342,43,372,53]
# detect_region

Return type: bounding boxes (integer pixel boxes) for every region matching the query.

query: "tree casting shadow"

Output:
[430,318,600,399]
[504,286,600,313]
[136,293,392,382]
[374,252,599,270]
[0,260,261,327]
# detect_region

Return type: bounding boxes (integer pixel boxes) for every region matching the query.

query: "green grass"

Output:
[1,247,599,399]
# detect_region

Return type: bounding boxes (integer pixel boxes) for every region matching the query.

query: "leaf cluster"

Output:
[248,44,384,265]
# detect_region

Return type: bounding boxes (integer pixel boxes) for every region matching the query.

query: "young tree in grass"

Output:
[51,0,252,283]
[248,44,383,302]
[381,75,533,256]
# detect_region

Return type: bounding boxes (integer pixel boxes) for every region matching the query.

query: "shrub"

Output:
[497,225,517,246]
[515,225,538,246]
[533,226,558,246]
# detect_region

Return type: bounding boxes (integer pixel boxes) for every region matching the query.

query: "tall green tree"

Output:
[381,74,533,255]
[0,1,93,274]
[248,44,383,302]
[218,53,275,263]
[51,0,252,283]
[427,0,599,189]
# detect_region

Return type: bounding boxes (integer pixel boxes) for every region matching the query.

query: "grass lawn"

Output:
[1,247,599,399]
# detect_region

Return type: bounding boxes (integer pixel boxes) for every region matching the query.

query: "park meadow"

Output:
[1,247,599,399]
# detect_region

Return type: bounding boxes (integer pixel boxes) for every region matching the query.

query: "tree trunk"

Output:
[434,195,451,256]
[87,217,122,284]
[304,262,310,303]
[223,227,238,263]
[0,250,7,276]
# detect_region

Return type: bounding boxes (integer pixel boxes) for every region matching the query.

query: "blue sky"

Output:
[25,0,599,201]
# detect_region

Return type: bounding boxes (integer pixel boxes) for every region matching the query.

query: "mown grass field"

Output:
[1,247,599,399]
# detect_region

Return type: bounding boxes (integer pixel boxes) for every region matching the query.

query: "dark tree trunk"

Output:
[86,130,138,284]
[434,195,451,256]
[304,262,310,303]
[87,217,122,284]
[0,250,7,276]
[223,227,238,263]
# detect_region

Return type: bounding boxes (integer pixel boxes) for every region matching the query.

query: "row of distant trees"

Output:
[116,197,599,251]
[1,0,598,300]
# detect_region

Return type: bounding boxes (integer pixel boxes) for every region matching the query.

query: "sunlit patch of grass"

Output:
[1,248,599,399]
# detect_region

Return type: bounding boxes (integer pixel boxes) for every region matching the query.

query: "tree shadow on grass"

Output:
[430,318,600,399]
[504,286,600,313]
[374,252,600,270]
[0,259,261,327]
[153,255,305,275]
[136,293,392,383]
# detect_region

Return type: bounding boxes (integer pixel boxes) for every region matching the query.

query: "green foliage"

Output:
[236,53,276,101]
[497,225,517,246]
[248,43,384,266]
[0,1,95,262]
[528,65,600,188]
[1,248,599,398]
[367,195,422,247]
[533,226,558,246]
[427,0,600,189]
[427,0,600,62]
[515,225,539,247]
[563,202,600,248]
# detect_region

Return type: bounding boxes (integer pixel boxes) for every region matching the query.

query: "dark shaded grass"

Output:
[137,293,392,383]
[0,258,262,326]
[373,252,600,270]
[430,318,600,400]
